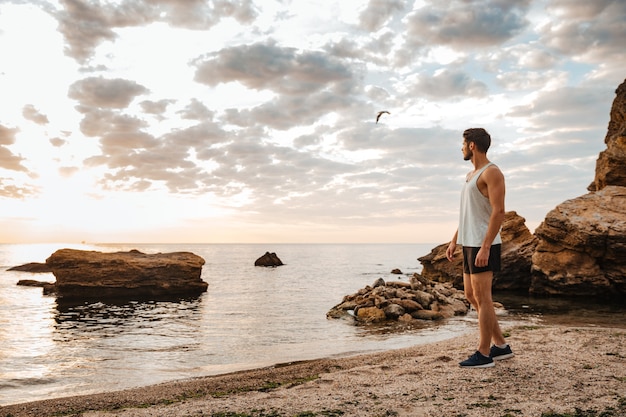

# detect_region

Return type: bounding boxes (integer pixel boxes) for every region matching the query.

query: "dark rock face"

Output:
[45,249,208,299]
[530,186,626,297]
[418,211,537,292]
[254,252,283,267]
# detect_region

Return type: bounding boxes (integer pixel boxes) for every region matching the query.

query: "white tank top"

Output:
[456,162,502,247]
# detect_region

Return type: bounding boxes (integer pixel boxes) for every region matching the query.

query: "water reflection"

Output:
[53,296,205,342]
[493,292,626,328]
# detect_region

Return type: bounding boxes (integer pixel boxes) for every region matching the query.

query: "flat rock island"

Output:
[45,248,208,300]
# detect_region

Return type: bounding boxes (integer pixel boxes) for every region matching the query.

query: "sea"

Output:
[1,243,625,406]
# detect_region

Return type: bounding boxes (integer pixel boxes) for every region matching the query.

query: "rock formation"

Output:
[531,186,626,297]
[531,79,626,298]
[418,211,537,291]
[45,249,208,299]
[254,252,283,267]
[589,80,626,191]
[327,275,469,323]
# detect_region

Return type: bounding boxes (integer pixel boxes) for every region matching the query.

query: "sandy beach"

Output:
[2,323,625,417]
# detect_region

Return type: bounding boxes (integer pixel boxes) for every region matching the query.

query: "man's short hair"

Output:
[463,128,491,153]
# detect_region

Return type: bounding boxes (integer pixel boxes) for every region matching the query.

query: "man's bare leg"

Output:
[470,271,505,356]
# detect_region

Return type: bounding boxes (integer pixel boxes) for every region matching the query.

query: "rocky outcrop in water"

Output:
[45,249,208,299]
[327,275,469,323]
[254,252,283,267]
[418,211,537,291]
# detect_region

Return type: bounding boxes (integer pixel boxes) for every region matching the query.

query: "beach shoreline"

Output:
[2,323,625,417]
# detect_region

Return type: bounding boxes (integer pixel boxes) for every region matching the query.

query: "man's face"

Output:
[462,140,473,161]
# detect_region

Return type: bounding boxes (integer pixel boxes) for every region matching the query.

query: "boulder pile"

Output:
[327,274,469,323]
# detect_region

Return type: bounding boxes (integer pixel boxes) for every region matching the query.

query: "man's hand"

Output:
[446,241,457,262]
[475,246,490,267]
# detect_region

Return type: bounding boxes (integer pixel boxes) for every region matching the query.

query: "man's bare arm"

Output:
[475,166,505,267]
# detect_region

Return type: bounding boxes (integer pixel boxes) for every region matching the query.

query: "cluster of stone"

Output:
[327,274,469,323]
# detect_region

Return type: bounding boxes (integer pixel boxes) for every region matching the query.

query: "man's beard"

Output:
[463,150,473,161]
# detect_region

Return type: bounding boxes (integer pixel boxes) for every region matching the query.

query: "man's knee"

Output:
[464,289,477,306]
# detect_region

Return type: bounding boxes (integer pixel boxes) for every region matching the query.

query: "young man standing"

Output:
[446,128,514,368]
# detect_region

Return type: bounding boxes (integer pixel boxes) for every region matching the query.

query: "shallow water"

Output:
[0,243,623,406]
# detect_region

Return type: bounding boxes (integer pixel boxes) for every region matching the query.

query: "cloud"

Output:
[0,125,34,196]
[490,43,558,71]
[74,108,147,137]
[404,0,531,50]
[68,77,149,108]
[54,0,259,63]
[506,84,613,132]
[56,0,125,63]
[194,40,360,129]
[496,70,567,91]
[0,179,37,199]
[22,104,49,125]
[358,0,405,32]
[193,40,354,95]
[153,0,258,29]
[541,0,626,62]
[407,69,489,99]
[178,98,214,121]
[50,137,68,147]
[0,125,28,172]
[139,99,175,116]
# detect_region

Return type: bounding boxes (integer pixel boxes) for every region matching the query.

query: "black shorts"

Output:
[462,244,501,275]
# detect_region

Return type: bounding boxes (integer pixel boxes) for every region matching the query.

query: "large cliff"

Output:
[530,79,626,298]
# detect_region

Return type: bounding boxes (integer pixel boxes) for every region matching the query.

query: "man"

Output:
[446,128,514,368]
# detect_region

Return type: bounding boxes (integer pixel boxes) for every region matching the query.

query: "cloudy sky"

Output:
[0,0,624,244]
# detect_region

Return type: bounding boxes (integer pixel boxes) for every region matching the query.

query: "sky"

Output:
[0,0,625,244]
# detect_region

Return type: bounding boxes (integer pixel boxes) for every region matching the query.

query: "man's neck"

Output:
[472,153,490,170]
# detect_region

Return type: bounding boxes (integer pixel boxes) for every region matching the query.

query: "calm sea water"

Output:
[1,243,624,406]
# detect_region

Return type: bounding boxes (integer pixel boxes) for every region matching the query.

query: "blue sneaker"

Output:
[459,351,494,368]
[490,344,515,360]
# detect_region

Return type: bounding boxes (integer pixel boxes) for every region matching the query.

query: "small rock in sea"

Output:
[254,252,284,267]
[391,268,402,274]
